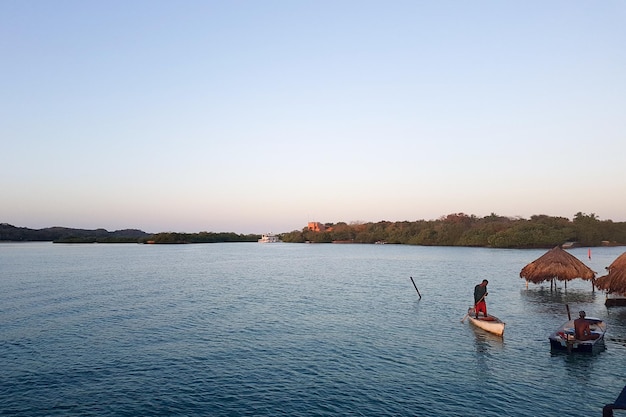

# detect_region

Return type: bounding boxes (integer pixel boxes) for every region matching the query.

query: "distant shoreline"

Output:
[3,212,626,249]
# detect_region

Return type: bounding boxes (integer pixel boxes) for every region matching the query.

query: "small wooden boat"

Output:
[548,317,607,353]
[466,307,505,337]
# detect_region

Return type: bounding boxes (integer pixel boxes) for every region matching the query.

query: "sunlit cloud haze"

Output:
[2,1,625,234]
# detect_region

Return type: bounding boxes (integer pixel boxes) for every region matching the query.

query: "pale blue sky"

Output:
[2,1,625,234]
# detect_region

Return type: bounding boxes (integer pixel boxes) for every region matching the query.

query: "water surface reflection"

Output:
[520,288,598,316]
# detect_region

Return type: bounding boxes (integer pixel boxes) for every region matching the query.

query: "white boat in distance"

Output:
[258,233,280,243]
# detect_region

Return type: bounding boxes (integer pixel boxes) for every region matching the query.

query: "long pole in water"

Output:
[566,304,571,320]
[410,277,422,299]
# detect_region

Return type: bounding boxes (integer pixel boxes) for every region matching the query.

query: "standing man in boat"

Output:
[574,311,599,341]
[474,279,488,319]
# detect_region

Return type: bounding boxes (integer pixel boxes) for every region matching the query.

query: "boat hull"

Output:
[548,318,606,353]
[467,308,505,337]
[605,297,626,307]
[549,338,604,353]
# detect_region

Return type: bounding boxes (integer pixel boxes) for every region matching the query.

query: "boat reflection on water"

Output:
[472,327,505,353]
[555,348,604,386]
[471,329,504,382]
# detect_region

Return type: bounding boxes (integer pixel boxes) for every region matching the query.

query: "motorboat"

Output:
[465,307,505,337]
[258,233,280,243]
[548,317,606,353]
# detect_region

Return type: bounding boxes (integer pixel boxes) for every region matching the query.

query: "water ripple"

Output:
[1,243,625,416]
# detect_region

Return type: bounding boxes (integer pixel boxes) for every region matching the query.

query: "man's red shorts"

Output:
[475,300,487,315]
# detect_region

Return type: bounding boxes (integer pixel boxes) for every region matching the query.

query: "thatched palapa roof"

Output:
[595,252,626,295]
[519,246,596,284]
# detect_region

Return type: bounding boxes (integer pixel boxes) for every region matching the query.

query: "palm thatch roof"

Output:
[595,252,626,295]
[519,246,596,284]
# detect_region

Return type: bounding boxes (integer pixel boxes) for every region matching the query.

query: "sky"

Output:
[2,1,625,234]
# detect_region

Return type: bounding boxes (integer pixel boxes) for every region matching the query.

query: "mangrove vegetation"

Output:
[2,212,625,248]
[280,212,626,248]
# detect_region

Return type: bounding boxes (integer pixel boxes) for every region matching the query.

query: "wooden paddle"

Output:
[461,292,487,323]
[460,311,470,323]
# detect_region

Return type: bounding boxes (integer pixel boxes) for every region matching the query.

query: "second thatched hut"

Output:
[520,246,596,289]
[595,252,626,305]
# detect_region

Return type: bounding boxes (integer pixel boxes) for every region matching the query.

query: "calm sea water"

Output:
[1,242,625,416]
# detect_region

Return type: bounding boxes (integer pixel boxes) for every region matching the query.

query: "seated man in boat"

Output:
[473,279,488,319]
[574,311,600,341]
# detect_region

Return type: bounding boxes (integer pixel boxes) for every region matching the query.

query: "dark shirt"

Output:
[474,284,487,304]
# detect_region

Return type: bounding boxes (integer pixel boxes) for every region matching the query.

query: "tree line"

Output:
[143,232,259,244]
[280,212,626,248]
[3,212,626,248]
[0,223,150,243]
[0,223,258,244]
